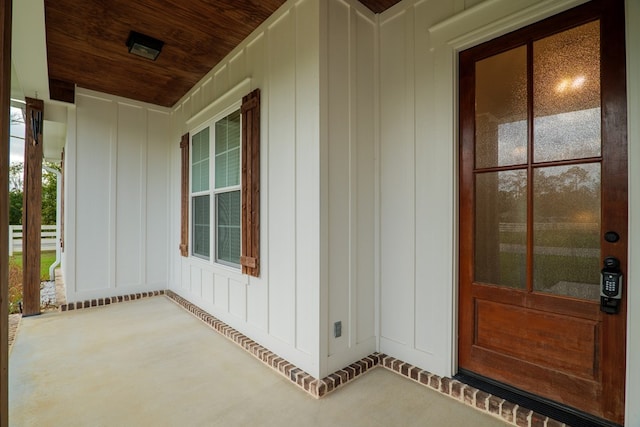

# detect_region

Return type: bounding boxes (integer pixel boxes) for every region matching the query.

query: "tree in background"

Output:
[9,162,23,225]
[41,163,60,225]
[9,191,22,225]
[8,160,60,225]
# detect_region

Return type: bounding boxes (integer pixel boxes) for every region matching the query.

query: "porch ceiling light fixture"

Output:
[126,31,164,61]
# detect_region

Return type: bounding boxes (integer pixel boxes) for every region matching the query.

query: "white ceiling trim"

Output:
[12,0,50,102]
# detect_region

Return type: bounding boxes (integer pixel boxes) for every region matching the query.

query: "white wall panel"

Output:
[327,0,350,358]
[295,0,321,358]
[266,10,297,346]
[191,88,203,119]
[74,95,113,292]
[324,0,377,373]
[116,104,144,287]
[229,279,247,321]
[202,78,214,110]
[190,265,202,298]
[412,0,457,364]
[214,65,229,100]
[66,89,171,302]
[379,9,414,348]
[228,52,247,88]
[181,262,190,292]
[354,11,376,346]
[146,109,170,287]
[214,273,229,311]
[202,270,214,306]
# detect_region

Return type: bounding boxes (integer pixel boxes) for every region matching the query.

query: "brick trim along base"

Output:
[57,291,566,427]
[163,291,566,427]
[59,290,165,311]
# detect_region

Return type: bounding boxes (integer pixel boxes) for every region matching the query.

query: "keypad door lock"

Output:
[600,256,622,314]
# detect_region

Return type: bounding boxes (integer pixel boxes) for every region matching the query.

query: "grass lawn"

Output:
[7,251,59,314]
[10,250,58,280]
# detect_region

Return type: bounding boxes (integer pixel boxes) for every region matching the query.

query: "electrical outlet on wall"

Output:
[334,321,342,338]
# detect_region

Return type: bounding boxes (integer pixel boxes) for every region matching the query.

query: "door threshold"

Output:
[454,370,621,427]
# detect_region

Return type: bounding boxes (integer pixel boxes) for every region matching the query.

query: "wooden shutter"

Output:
[241,89,260,277]
[179,133,189,257]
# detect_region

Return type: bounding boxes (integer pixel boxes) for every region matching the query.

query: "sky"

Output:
[10,105,25,163]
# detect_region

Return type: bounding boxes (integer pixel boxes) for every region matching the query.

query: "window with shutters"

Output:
[185,88,260,276]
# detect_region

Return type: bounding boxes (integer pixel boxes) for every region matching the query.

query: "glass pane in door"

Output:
[533,21,601,163]
[475,46,528,168]
[475,170,527,288]
[533,164,601,299]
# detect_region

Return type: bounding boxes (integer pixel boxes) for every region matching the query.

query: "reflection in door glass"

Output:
[533,163,601,300]
[475,170,527,288]
[533,21,601,163]
[475,46,528,168]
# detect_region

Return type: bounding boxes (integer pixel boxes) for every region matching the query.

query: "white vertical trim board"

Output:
[625,0,640,424]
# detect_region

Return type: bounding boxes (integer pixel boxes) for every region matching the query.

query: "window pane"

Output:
[533,21,601,162]
[533,164,600,300]
[192,128,210,192]
[215,151,228,188]
[215,109,241,189]
[192,195,210,259]
[216,190,241,265]
[475,46,528,168]
[475,170,527,288]
[227,147,240,187]
[215,116,228,155]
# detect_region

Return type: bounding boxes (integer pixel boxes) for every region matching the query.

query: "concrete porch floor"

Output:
[9,297,508,427]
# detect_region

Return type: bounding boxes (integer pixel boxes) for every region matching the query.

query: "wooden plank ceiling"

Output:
[44,0,402,107]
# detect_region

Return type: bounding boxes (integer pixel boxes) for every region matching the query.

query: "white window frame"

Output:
[189,101,243,269]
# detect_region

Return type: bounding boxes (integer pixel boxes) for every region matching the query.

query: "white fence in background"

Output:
[8,225,58,256]
[498,222,599,233]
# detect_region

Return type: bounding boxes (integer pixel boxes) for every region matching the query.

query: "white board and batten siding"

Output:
[62,89,171,303]
[170,0,323,377]
[323,0,378,374]
[169,0,378,379]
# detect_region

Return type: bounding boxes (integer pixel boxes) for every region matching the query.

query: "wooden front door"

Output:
[458,0,627,424]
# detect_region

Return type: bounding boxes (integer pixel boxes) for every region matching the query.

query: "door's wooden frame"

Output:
[457,0,627,423]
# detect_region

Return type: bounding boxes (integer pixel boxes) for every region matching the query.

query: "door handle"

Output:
[601,256,622,314]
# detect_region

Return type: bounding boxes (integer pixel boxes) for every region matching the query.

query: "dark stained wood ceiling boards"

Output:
[360,0,402,13]
[44,0,403,107]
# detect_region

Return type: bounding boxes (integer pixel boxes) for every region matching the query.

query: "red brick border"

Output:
[377,354,571,426]
[59,290,165,312]
[147,291,568,426]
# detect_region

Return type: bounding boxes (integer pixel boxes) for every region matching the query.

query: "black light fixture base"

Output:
[126,31,164,61]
